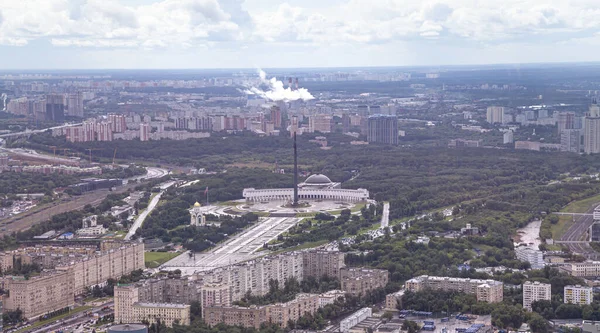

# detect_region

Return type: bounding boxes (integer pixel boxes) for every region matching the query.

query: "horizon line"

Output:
[2,60,600,72]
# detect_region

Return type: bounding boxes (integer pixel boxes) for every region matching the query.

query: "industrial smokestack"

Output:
[288,77,293,88]
[295,78,299,90]
[293,132,298,207]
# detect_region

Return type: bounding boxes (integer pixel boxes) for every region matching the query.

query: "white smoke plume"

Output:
[243,69,315,102]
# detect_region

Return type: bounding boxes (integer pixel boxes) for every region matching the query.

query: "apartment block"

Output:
[115,285,191,327]
[565,285,593,305]
[564,261,600,277]
[3,271,75,319]
[309,115,332,133]
[486,106,505,124]
[515,247,545,269]
[264,293,319,327]
[1,242,144,308]
[56,242,145,295]
[340,267,389,296]
[302,250,345,279]
[205,293,321,328]
[405,275,503,303]
[132,303,190,327]
[204,305,266,329]
[523,281,551,311]
[385,290,404,311]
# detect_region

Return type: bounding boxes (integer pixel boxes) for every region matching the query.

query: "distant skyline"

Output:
[2,0,600,69]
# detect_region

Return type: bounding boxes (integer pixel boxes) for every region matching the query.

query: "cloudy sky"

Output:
[1,0,600,69]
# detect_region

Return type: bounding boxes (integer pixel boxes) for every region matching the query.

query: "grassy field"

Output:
[145,251,180,268]
[13,306,92,333]
[271,240,330,255]
[550,215,577,240]
[562,193,600,213]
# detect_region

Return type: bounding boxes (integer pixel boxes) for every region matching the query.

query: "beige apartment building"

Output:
[564,262,600,277]
[114,285,191,327]
[115,285,139,324]
[3,271,75,319]
[406,275,503,303]
[204,305,266,329]
[302,250,345,279]
[265,294,320,327]
[385,290,404,311]
[132,303,190,327]
[3,242,144,320]
[56,242,145,295]
[340,267,389,295]
[205,293,321,328]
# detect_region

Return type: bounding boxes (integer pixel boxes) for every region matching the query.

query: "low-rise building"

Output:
[565,285,593,305]
[340,267,389,295]
[340,307,372,333]
[523,281,551,311]
[385,290,404,311]
[406,275,503,303]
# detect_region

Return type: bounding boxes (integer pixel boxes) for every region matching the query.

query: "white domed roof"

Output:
[304,174,332,184]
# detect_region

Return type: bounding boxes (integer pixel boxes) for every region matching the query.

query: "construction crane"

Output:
[85,148,103,164]
[112,148,117,166]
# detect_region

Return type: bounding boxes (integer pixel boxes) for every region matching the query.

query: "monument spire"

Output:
[293,132,298,207]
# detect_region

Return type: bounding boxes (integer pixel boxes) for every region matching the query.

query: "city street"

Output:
[124,180,176,240]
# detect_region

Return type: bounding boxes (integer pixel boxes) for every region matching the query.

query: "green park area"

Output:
[144,251,180,268]
[562,193,600,213]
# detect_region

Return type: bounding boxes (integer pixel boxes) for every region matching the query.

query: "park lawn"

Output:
[562,193,600,213]
[271,240,330,255]
[13,306,92,333]
[145,251,180,268]
[550,215,577,240]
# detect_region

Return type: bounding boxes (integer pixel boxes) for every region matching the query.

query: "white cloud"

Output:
[0,0,599,62]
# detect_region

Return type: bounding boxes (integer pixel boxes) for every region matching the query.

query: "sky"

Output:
[2,0,600,69]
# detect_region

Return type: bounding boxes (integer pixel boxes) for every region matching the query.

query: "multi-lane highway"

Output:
[560,204,600,259]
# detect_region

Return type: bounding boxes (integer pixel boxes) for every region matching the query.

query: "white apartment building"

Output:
[486,106,505,124]
[565,285,593,305]
[523,281,551,311]
[515,247,545,269]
